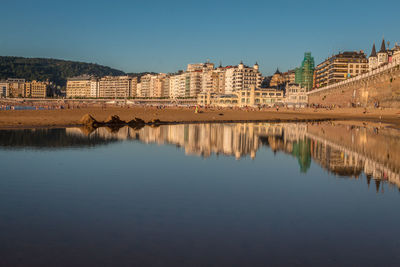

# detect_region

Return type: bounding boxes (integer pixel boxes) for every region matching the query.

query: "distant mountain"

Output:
[0,56,126,86]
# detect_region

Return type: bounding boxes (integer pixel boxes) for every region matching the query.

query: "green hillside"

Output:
[0,56,126,86]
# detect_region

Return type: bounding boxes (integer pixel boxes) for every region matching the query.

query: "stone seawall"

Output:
[308,64,400,108]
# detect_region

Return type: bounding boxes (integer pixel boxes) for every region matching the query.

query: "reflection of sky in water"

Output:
[0,123,400,266]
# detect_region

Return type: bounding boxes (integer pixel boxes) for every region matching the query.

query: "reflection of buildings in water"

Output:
[67,122,400,192]
[310,140,363,177]
[0,128,119,149]
[257,123,310,172]
[307,126,400,193]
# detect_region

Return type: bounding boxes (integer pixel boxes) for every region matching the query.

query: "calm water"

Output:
[0,122,399,266]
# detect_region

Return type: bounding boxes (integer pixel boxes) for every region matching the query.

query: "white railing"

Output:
[308,62,400,95]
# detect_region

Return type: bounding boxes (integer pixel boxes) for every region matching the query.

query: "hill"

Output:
[0,56,126,86]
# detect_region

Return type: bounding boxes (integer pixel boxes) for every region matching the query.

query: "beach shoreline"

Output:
[0,106,400,129]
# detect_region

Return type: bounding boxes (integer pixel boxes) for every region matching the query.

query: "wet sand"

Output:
[0,106,399,129]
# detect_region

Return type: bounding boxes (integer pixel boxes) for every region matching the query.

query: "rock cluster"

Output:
[79,114,165,129]
[105,115,125,125]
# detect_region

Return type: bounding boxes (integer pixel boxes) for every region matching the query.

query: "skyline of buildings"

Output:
[64,61,264,99]
[0,78,50,98]
[1,37,399,101]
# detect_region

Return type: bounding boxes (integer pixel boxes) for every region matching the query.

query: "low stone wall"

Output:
[308,65,400,108]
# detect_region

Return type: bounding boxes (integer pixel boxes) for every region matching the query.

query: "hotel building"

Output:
[224,62,262,94]
[314,51,368,88]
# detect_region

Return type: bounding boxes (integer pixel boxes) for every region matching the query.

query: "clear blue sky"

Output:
[1,0,399,76]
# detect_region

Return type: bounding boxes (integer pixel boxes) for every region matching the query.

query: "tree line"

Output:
[0,56,126,86]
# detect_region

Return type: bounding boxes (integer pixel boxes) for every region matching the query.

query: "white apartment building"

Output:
[224,62,262,94]
[161,75,170,97]
[201,70,214,94]
[90,80,99,98]
[139,74,152,97]
[130,77,138,97]
[169,73,188,98]
[189,71,202,97]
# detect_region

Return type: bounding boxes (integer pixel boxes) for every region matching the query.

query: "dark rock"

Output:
[151,119,162,124]
[134,117,145,124]
[128,117,145,126]
[105,115,125,125]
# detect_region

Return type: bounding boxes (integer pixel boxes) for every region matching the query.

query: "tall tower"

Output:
[368,43,378,71]
[377,38,388,66]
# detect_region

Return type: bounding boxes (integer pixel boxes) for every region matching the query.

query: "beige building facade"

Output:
[98,76,132,98]
[138,74,152,97]
[198,86,284,107]
[66,75,93,98]
[315,51,368,88]
[25,80,49,98]
[130,77,138,98]
[393,49,400,65]
[138,74,168,98]
[8,78,26,97]
[285,83,308,107]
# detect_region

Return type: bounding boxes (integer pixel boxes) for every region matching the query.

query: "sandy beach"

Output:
[0,106,400,129]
